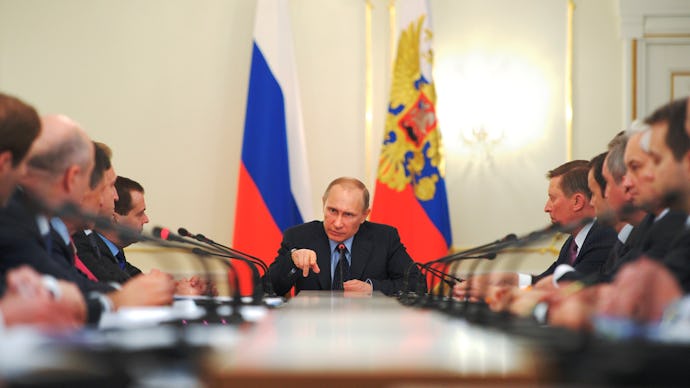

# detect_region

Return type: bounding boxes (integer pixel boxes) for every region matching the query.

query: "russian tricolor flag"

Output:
[233,0,312,296]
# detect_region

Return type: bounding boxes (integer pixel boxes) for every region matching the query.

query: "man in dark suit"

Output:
[0,92,87,329]
[549,98,690,330]
[75,175,208,295]
[0,114,175,325]
[269,177,421,296]
[453,160,617,300]
[72,148,143,284]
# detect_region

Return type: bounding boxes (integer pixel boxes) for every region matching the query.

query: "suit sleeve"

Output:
[267,229,300,297]
[532,261,559,284]
[663,231,690,293]
[369,227,423,296]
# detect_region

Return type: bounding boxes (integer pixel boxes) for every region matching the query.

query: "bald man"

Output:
[0,93,86,330]
[0,114,174,325]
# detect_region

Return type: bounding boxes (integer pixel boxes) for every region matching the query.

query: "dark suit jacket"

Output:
[0,189,113,323]
[533,220,617,284]
[603,210,688,280]
[268,221,422,296]
[72,231,142,284]
[663,227,690,292]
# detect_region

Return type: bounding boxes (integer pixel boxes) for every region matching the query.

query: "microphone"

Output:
[177,227,278,299]
[401,233,515,306]
[152,226,205,247]
[178,227,269,276]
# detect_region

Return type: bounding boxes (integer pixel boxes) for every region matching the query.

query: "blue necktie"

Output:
[42,233,52,254]
[332,244,350,290]
[115,250,126,270]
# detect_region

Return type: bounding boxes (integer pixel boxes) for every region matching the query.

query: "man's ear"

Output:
[572,192,586,212]
[682,151,690,180]
[0,151,13,174]
[63,165,81,193]
[363,208,371,222]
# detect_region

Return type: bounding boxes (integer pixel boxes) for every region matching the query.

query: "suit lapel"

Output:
[350,223,372,280]
[557,235,574,264]
[94,234,118,265]
[315,227,332,290]
[572,221,598,266]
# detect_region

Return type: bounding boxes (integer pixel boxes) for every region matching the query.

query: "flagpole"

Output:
[565,0,574,161]
[365,0,374,185]
[388,0,396,73]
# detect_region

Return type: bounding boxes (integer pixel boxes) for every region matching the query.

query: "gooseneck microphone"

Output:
[152,226,244,323]
[400,233,516,306]
[177,227,277,298]
[192,248,263,306]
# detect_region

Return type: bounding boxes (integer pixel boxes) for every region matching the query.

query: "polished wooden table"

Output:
[203,291,542,386]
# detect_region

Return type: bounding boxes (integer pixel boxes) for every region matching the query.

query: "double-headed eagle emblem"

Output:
[378,15,445,202]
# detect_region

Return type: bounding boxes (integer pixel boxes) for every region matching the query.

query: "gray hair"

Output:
[606,131,629,183]
[27,129,91,176]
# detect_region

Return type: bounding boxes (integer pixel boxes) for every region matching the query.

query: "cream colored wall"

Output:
[0,0,624,279]
[571,0,624,159]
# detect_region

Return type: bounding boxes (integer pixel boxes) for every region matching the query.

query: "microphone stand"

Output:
[191,248,244,324]
[178,228,278,298]
[400,233,519,307]
[192,248,263,306]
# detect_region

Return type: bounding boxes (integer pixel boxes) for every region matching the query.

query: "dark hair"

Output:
[589,152,608,194]
[547,160,592,199]
[0,93,41,166]
[322,177,370,212]
[114,176,144,215]
[89,142,113,189]
[644,97,689,161]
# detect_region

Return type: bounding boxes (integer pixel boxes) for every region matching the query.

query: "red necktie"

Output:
[568,239,578,265]
[70,238,98,281]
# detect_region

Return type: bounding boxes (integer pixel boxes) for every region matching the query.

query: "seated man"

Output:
[453,160,617,300]
[514,97,690,331]
[0,114,175,325]
[0,92,86,330]
[269,177,422,296]
[74,174,210,295]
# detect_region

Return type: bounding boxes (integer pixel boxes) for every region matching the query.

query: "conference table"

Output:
[6,291,690,386]
[203,291,543,386]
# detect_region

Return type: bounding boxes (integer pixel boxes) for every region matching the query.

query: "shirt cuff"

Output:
[41,275,61,299]
[553,264,576,287]
[517,273,532,288]
[89,292,114,314]
[533,302,549,324]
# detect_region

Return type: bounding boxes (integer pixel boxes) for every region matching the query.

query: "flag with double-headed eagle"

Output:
[233,0,312,296]
[371,0,452,267]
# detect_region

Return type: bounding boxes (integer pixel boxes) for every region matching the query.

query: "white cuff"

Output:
[553,264,576,287]
[533,302,549,324]
[41,275,61,299]
[517,273,532,288]
[89,292,114,313]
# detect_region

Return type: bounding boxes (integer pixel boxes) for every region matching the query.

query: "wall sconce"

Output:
[436,51,553,159]
[461,125,505,156]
